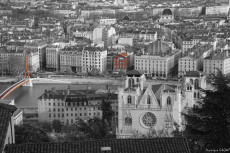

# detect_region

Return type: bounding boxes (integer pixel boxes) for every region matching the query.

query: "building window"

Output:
[194,92,196,98]
[147,95,151,104]
[127,95,132,104]
[167,96,171,105]
[128,78,135,87]
[195,79,199,89]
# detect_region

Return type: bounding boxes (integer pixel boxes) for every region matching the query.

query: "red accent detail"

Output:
[0,49,31,100]
[24,49,30,78]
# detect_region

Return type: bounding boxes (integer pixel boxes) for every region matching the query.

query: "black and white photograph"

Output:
[0,0,230,152]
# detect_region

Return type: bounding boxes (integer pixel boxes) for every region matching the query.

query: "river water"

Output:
[0,83,119,108]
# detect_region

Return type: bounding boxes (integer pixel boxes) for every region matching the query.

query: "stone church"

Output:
[116,70,206,138]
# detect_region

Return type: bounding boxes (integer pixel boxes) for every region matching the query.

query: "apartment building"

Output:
[46,43,65,71]
[0,47,24,75]
[98,18,117,26]
[53,9,76,17]
[182,38,197,54]
[60,47,82,73]
[135,50,181,78]
[118,37,133,46]
[82,47,107,74]
[122,29,157,42]
[113,52,130,73]
[178,44,213,77]
[181,35,217,54]
[38,87,118,128]
[93,27,116,48]
[203,50,230,76]
[178,55,201,78]
[5,41,25,52]
[107,52,116,72]
[24,41,47,70]
[26,49,40,72]
[74,30,93,40]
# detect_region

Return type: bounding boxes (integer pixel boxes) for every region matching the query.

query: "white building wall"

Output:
[93,27,104,45]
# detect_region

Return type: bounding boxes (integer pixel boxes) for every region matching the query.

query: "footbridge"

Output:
[0,49,33,100]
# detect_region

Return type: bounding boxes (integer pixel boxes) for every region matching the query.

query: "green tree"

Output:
[52,119,62,133]
[183,71,230,149]
[15,124,51,144]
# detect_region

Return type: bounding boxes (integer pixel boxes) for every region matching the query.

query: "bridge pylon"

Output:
[22,48,33,87]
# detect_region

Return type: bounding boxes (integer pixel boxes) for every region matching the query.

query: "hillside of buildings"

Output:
[1,0,230,152]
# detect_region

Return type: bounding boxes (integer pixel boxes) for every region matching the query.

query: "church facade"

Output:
[116,70,206,138]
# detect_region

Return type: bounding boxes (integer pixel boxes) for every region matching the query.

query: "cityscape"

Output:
[0,0,230,152]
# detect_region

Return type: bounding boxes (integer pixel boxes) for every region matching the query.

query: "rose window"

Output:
[141,112,157,128]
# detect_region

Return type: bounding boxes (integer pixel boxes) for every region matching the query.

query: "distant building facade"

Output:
[60,48,82,73]
[113,52,130,73]
[81,47,107,74]
[38,88,118,129]
[24,41,47,70]
[46,43,65,71]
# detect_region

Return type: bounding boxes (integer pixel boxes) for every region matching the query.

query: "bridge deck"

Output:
[0,79,30,99]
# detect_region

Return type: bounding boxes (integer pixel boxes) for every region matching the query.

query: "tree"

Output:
[52,119,62,133]
[183,71,230,149]
[100,95,115,127]
[88,67,100,76]
[77,117,106,139]
[40,122,52,132]
[15,124,52,144]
